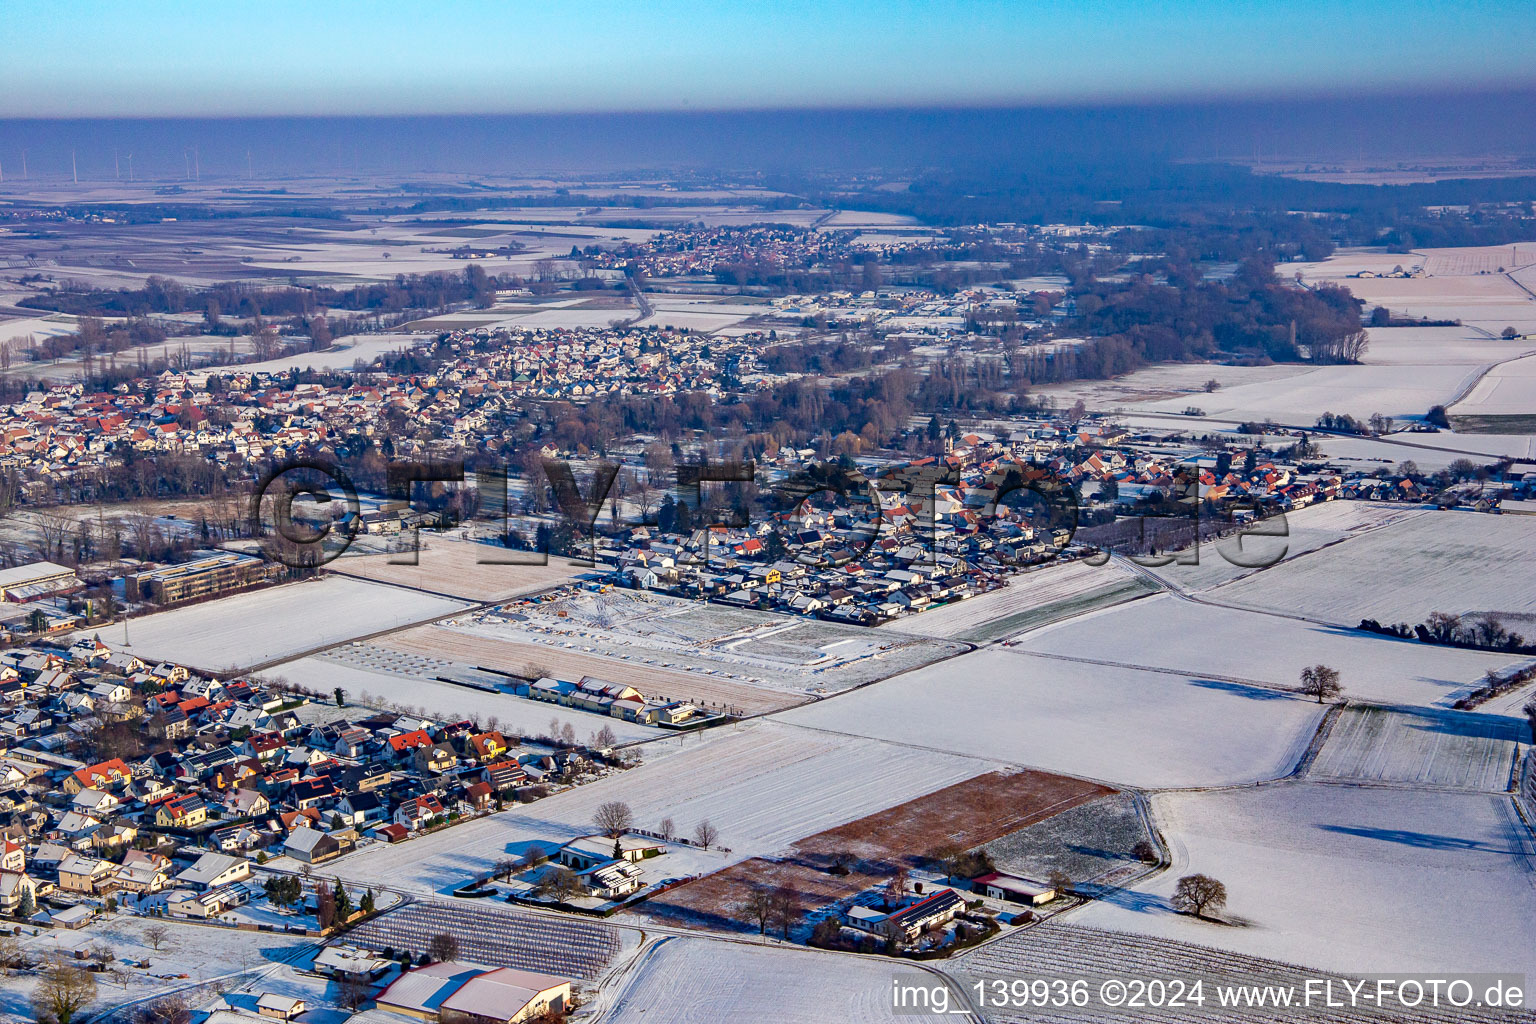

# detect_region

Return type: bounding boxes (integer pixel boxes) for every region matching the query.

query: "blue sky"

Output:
[5,0,1534,117]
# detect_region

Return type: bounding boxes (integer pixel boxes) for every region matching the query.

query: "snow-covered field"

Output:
[1015,594,1527,708]
[330,720,994,893]
[259,654,656,743]
[884,559,1152,641]
[774,647,1326,788]
[1073,783,1536,979]
[89,576,469,671]
[1306,706,1522,791]
[1117,320,1535,426]
[1133,363,1488,424]
[202,332,430,375]
[329,537,593,602]
[1293,246,1536,332]
[1210,508,1536,623]
[1452,350,1536,418]
[1142,499,1424,594]
[606,936,916,1023]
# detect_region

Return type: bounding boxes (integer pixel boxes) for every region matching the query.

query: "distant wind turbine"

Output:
[72,149,77,184]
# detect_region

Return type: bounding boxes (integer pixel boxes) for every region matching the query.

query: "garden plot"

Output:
[77,576,468,673]
[330,720,994,894]
[982,792,1152,889]
[1073,783,1536,979]
[347,901,622,979]
[1211,508,1536,623]
[259,654,655,743]
[1016,594,1525,708]
[1307,706,1522,791]
[329,538,595,602]
[774,647,1326,788]
[606,936,914,1024]
[440,586,963,695]
[884,559,1154,642]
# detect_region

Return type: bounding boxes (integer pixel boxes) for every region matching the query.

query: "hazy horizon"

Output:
[4,90,1536,181]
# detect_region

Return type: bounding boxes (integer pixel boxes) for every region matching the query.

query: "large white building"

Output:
[0,561,83,602]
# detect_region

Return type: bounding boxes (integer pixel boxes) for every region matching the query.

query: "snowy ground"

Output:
[605,936,919,1023]
[982,791,1152,887]
[328,719,995,893]
[258,654,656,743]
[774,646,1326,789]
[1306,706,1523,792]
[1452,351,1536,418]
[81,576,469,672]
[1209,508,1536,623]
[1071,783,1536,979]
[200,333,430,375]
[1015,593,1528,708]
[444,587,963,694]
[883,559,1153,642]
[1,914,313,1024]
[1140,499,1425,594]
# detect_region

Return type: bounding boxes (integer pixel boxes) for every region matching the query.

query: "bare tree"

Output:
[0,933,22,972]
[769,887,800,940]
[592,724,617,749]
[693,819,719,850]
[142,923,171,952]
[739,884,774,935]
[536,866,584,902]
[593,800,634,838]
[1522,697,1536,743]
[1298,664,1342,703]
[427,932,459,963]
[31,960,98,1024]
[658,817,676,841]
[338,977,371,1011]
[886,868,908,906]
[1171,874,1228,920]
[133,994,190,1024]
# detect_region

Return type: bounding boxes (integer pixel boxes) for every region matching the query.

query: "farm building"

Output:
[377,961,572,1023]
[0,560,83,602]
[843,887,967,944]
[973,872,1057,906]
